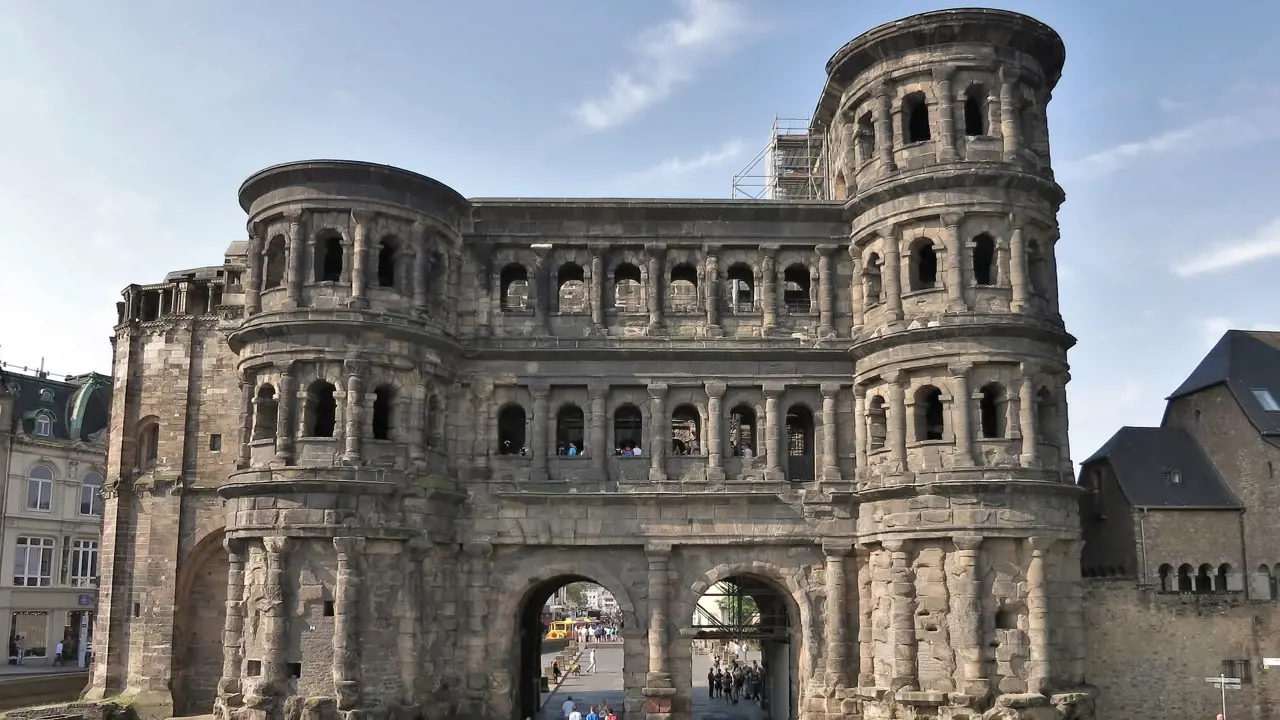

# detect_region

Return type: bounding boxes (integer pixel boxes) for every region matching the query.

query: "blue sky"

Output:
[2,0,1278,465]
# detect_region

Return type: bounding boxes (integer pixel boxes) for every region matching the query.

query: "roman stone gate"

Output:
[85,8,1101,720]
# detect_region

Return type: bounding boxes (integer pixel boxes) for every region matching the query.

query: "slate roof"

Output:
[1,369,111,443]
[1082,426,1242,509]
[1167,330,1280,448]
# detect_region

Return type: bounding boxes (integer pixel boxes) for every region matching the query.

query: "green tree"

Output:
[563,582,592,608]
[716,593,760,627]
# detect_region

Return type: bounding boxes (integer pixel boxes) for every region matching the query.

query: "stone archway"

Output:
[171,529,229,716]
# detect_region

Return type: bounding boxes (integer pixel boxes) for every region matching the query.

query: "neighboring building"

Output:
[0,366,110,668]
[86,9,1098,720]
[1080,330,1280,718]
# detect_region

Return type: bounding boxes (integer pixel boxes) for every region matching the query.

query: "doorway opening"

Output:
[517,577,626,720]
[690,575,795,720]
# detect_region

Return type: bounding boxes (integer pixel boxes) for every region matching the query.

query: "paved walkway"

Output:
[691,649,767,720]
[539,644,626,720]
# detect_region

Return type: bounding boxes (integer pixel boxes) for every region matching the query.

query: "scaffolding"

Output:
[731,116,826,200]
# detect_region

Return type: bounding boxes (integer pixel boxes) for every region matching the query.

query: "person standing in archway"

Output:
[561,696,575,719]
[587,648,596,674]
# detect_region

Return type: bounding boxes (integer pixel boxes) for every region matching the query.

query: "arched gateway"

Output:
[86,8,1099,720]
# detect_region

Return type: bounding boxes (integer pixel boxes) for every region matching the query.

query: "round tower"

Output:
[217,161,468,720]
[817,9,1094,717]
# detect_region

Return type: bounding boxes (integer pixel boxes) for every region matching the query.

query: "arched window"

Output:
[306,381,337,438]
[856,112,875,164]
[972,234,996,286]
[668,263,699,313]
[556,405,585,455]
[253,384,278,441]
[670,404,701,455]
[1158,563,1173,592]
[497,405,527,455]
[26,466,53,511]
[557,263,587,313]
[614,404,643,453]
[427,395,444,448]
[1215,564,1232,592]
[909,239,938,291]
[372,385,396,441]
[963,85,987,136]
[863,253,883,305]
[1036,388,1055,443]
[729,405,757,457]
[500,264,530,311]
[613,263,643,312]
[263,235,287,290]
[80,472,103,516]
[979,383,1007,439]
[138,420,160,470]
[34,413,52,437]
[867,397,887,451]
[782,265,811,313]
[315,233,344,283]
[1027,241,1048,296]
[1195,564,1213,593]
[916,386,945,441]
[785,405,815,481]
[1177,564,1194,592]
[726,263,755,314]
[904,92,930,144]
[377,237,399,288]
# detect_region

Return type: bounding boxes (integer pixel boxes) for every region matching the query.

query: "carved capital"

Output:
[952,535,984,552]
[763,382,787,398]
[262,536,294,555]
[1019,361,1040,379]
[644,242,665,257]
[645,541,673,558]
[882,370,904,386]
[333,536,366,559]
[702,244,719,257]
[223,537,246,556]
[941,212,963,229]
[531,243,553,259]
[588,379,610,397]
[473,380,495,401]
[816,244,838,256]
[343,359,367,377]
[853,384,868,399]
[1027,536,1056,554]
[881,539,911,554]
[759,243,780,256]
[874,82,892,100]
[283,209,304,225]
[948,363,973,377]
[820,382,842,398]
[350,209,376,227]
[822,541,855,558]
[647,382,669,399]
[933,64,958,84]
[704,381,727,399]
[410,220,428,242]
[528,381,550,398]
[249,221,267,242]
[998,66,1019,85]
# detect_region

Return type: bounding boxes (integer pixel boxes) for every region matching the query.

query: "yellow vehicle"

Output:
[544,620,578,640]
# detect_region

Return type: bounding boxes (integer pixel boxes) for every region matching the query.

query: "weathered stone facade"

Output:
[87,9,1097,720]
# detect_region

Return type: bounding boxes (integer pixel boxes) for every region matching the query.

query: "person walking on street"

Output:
[562,696,575,720]
[587,648,597,674]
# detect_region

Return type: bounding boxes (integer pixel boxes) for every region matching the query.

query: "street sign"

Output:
[1206,677,1241,684]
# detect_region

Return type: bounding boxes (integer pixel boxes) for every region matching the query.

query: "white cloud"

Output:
[573,0,750,130]
[1196,316,1280,349]
[1172,216,1280,277]
[629,140,744,179]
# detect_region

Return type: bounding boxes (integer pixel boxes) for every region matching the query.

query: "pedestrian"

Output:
[586,705,599,720]
[706,666,716,699]
[562,696,575,720]
[552,659,561,683]
[568,707,582,720]
[53,639,64,667]
[587,648,597,674]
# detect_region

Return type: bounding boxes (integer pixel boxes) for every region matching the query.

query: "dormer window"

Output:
[1252,389,1280,412]
[34,414,52,437]
[1165,467,1182,484]
[38,389,53,403]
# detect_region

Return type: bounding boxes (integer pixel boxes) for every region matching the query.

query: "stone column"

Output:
[333,536,365,712]
[880,227,903,324]
[647,383,668,482]
[342,361,366,464]
[590,384,607,475]
[883,539,917,691]
[855,544,875,687]
[410,375,428,469]
[942,213,968,312]
[273,368,295,465]
[642,543,676,720]
[590,247,606,334]
[760,246,778,334]
[531,382,550,480]
[533,244,552,335]
[705,381,725,481]
[1018,365,1039,468]
[445,244,460,332]
[645,243,663,334]
[216,538,246,707]
[763,383,785,480]
[1026,537,1054,694]
[1008,217,1030,312]
[351,210,372,304]
[1063,539,1086,684]
[874,84,897,174]
[817,244,836,336]
[238,381,254,469]
[262,536,293,695]
[704,247,721,334]
[935,65,959,162]
[473,381,494,471]
[847,244,864,333]
[286,211,305,307]
[1056,373,1074,478]
[1045,230,1062,315]
[462,542,493,699]
[823,542,853,686]
[952,536,989,697]
[949,363,975,467]
[852,385,867,476]
[999,67,1022,163]
[245,225,264,316]
[399,540,428,704]
[886,372,907,475]
[820,382,841,482]
[412,222,429,313]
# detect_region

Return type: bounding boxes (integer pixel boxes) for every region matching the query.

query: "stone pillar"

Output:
[952,536,989,697]
[1056,373,1074,479]
[590,383,607,476]
[1063,539,1086,684]
[216,538,246,708]
[333,536,365,712]
[949,363,975,467]
[286,211,305,307]
[262,536,293,695]
[410,374,428,469]
[817,244,836,336]
[704,247,721,334]
[399,540,428,705]
[886,372,907,475]
[642,543,676,719]
[473,381,494,471]
[760,246,778,334]
[245,225,264,316]
[874,84,897,174]
[351,210,371,304]
[645,243,663,334]
[820,382,841,482]
[533,244,552,335]
[999,67,1022,163]
[880,227,903,324]
[855,544,875,687]
[848,244,864,333]
[445,244,460,332]
[342,361,365,464]
[412,222,429,313]
[763,383,784,480]
[852,385,867,477]
[590,247,606,333]
[1045,230,1062,315]
[1018,365,1039,468]
[462,542,493,705]
[1008,217,1029,312]
[935,65,959,162]
[942,213,968,312]
[824,542,853,686]
[647,383,668,482]
[531,382,550,480]
[238,381,254,469]
[883,539,917,691]
[705,381,725,481]
[273,368,295,465]
[1026,537,1054,694]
